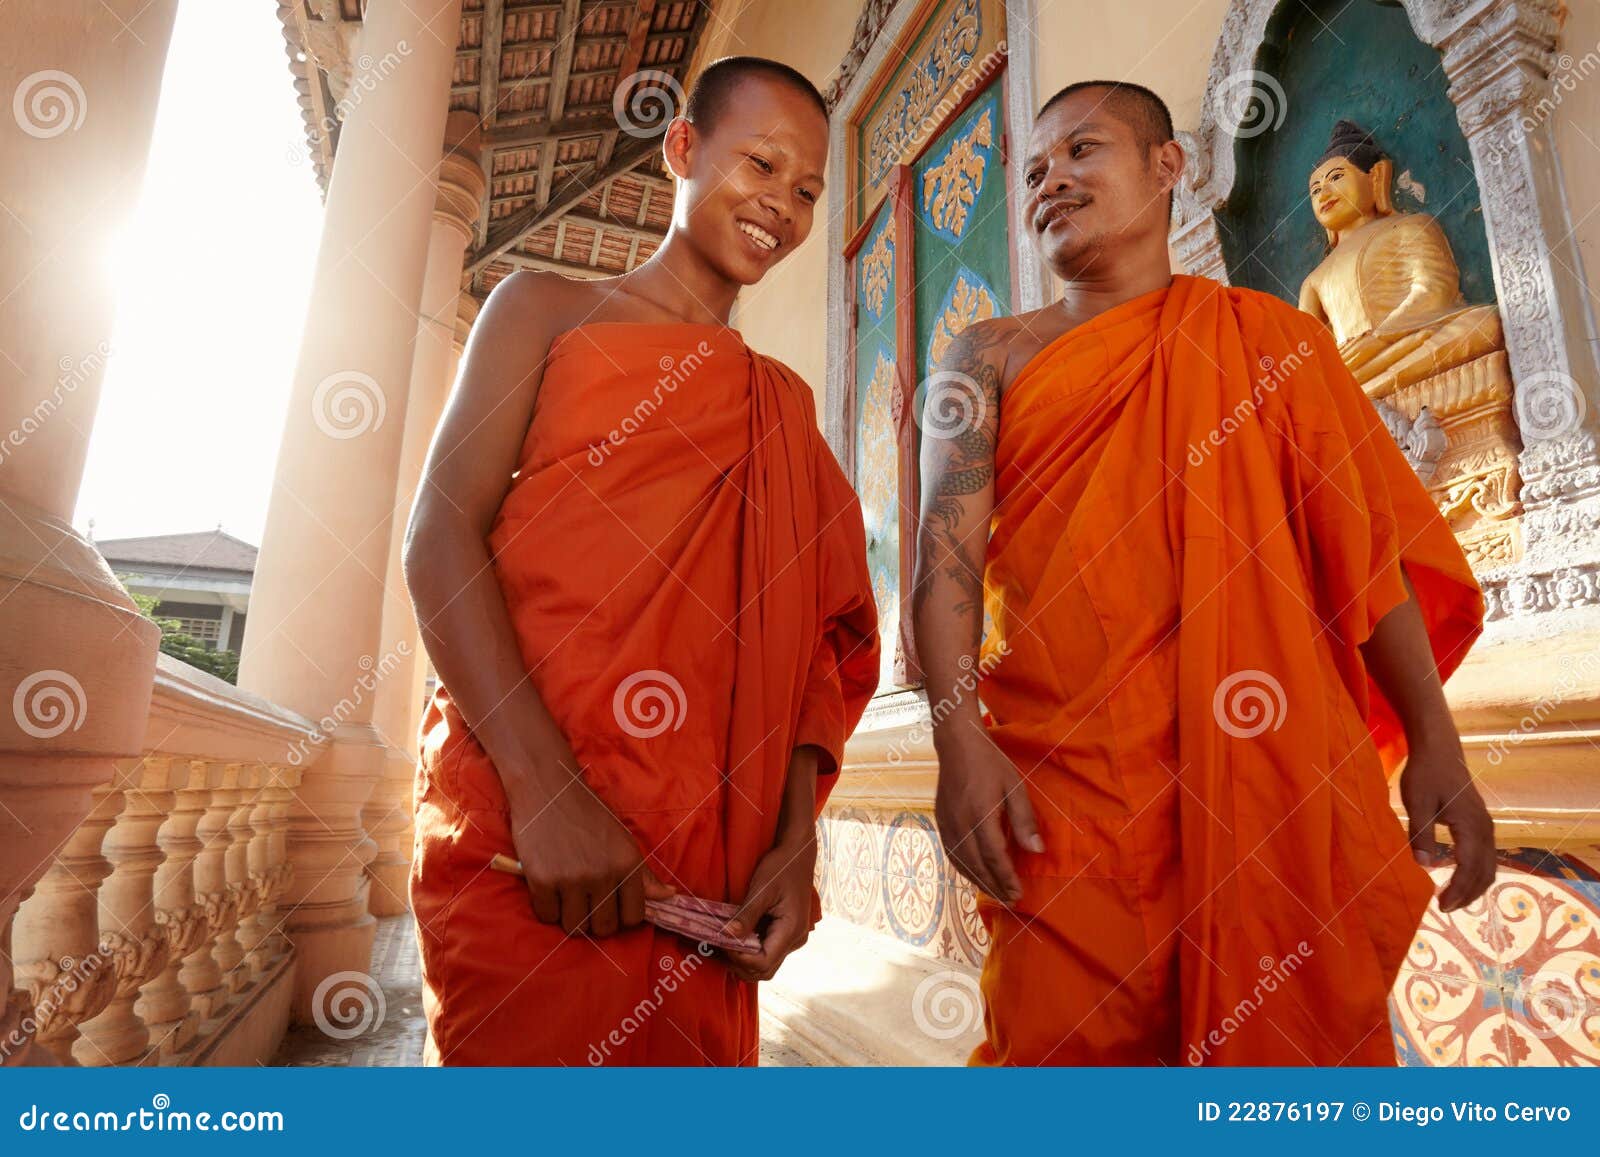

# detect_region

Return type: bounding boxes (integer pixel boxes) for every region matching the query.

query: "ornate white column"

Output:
[368,112,484,917]
[235,0,464,1020]
[1434,0,1600,608]
[0,0,171,1065]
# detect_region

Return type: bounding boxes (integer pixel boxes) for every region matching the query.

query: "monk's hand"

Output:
[721,832,818,983]
[504,760,674,937]
[1400,731,1496,912]
[934,727,1042,906]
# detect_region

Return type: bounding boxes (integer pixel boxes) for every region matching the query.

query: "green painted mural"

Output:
[854,201,901,691]
[912,86,1012,394]
[1215,0,1495,308]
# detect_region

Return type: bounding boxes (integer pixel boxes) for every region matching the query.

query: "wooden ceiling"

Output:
[278,1,721,296]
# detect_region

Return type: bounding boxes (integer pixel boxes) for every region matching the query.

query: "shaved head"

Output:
[1038,81,1174,154]
[685,56,828,139]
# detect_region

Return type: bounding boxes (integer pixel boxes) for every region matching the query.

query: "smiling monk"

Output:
[403,57,878,1066]
[911,81,1494,1066]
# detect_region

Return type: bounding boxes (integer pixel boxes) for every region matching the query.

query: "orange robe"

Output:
[973,275,1482,1066]
[410,322,878,1066]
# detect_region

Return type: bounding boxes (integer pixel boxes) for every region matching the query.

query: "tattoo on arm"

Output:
[913,325,1004,628]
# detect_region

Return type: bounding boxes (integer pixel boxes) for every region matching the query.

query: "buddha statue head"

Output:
[1308,119,1395,246]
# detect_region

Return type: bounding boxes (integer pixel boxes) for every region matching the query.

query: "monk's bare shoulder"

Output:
[478,270,607,354]
[936,316,1018,408]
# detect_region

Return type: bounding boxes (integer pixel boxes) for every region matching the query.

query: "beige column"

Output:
[368,113,485,917]
[0,0,171,1065]
[234,0,463,1021]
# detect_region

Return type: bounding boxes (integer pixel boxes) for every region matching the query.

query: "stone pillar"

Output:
[239,773,276,978]
[137,761,209,1057]
[234,0,464,1021]
[1437,1,1600,599]
[0,0,172,1066]
[368,113,485,917]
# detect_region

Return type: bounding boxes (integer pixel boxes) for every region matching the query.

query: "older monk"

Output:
[911,80,1494,1066]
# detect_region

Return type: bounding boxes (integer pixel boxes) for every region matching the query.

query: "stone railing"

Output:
[7,655,309,1066]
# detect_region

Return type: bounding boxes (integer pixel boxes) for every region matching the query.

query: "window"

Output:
[842,0,1014,692]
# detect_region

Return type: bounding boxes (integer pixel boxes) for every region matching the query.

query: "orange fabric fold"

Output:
[973,276,1482,1066]
[410,322,878,1066]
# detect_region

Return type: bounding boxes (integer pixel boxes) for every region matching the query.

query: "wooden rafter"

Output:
[548,0,583,123]
[599,0,661,168]
[469,130,661,274]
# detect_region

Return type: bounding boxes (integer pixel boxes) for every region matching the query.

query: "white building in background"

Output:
[95,528,255,652]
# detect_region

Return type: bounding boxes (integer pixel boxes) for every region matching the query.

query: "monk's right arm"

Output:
[912,325,1041,905]
[403,272,665,937]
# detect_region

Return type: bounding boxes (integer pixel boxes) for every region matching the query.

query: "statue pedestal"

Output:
[1379,350,1522,568]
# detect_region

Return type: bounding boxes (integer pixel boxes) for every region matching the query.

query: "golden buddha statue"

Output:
[1297,120,1521,566]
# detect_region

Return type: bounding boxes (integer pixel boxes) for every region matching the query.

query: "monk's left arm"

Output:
[1360,568,1496,910]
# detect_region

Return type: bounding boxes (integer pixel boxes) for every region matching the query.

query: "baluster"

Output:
[180,764,235,1021]
[137,760,208,1057]
[227,766,264,988]
[12,786,123,1063]
[74,758,173,1065]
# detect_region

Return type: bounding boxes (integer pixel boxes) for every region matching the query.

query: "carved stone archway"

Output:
[1174,0,1600,621]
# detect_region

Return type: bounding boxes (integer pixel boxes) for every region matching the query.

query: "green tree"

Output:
[123,585,241,684]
